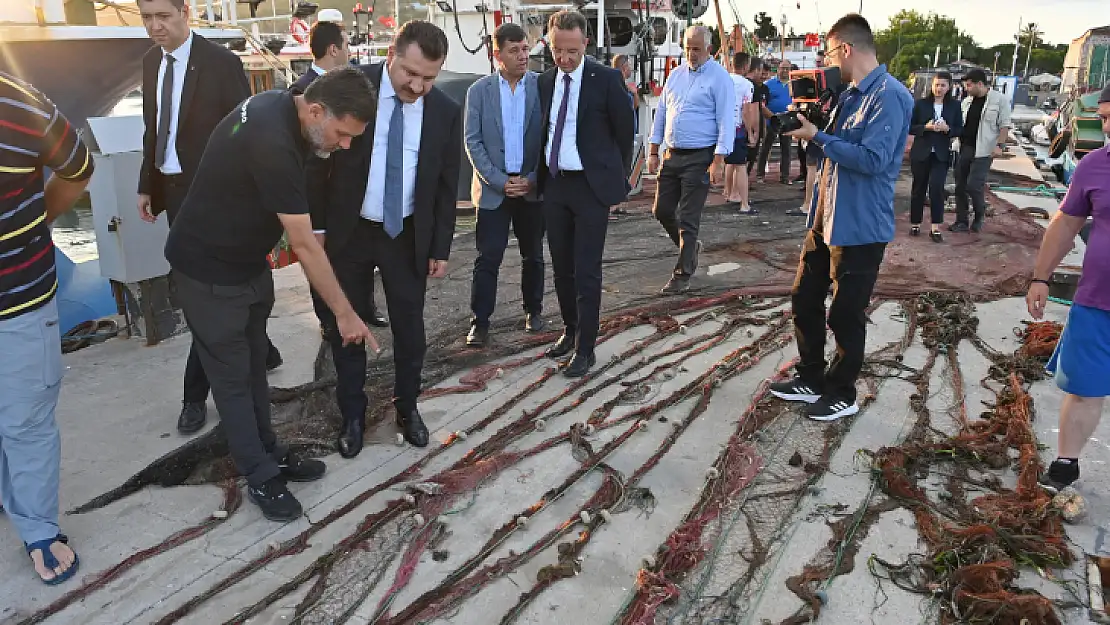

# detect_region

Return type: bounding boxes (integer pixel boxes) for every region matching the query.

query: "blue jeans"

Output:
[0,297,63,545]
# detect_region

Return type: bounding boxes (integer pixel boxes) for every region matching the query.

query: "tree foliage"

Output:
[753,11,777,40]
[872,10,978,81]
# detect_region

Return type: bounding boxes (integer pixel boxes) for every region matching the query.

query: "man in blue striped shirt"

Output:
[1,72,93,585]
[771,14,913,422]
[647,25,735,294]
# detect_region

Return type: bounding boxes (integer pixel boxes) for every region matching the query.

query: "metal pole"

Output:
[597,0,605,62]
[1022,24,1035,78]
[1010,17,1021,76]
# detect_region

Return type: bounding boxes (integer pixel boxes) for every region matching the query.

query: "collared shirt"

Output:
[361,73,423,222]
[310,62,327,76]
[961,89,1013,158]
[0,71,94,320]
[498,71,527,173]
[650,58,735,155]
[1059,145,1110,311]
[764,76,792,114]
[545,57,585,171]
[809,64,913,246]
[156,30,194,175]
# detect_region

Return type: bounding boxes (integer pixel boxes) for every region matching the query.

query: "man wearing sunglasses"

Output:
[773,14,913,422]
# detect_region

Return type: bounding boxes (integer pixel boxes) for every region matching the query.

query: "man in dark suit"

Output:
[312,20,462,457]
[463,23,546,347]
[538,10,634,378]
[291,19,389,331]
[136,0,281,435]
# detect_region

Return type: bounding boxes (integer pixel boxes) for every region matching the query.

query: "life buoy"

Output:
[290,18,309,44]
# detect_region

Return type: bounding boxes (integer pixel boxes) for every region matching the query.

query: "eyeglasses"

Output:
[824,42,850,59]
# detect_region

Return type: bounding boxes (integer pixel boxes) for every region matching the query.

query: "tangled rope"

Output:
[1018,320,1064,360]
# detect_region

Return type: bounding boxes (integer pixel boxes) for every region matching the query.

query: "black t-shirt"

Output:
[961,96,986,145]
[752,82,769,107]
[165,90,310,285]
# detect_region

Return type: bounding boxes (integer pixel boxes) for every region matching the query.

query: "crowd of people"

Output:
[1,0,1106,591]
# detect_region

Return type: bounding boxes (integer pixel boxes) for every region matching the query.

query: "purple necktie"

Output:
[548,73,572,175]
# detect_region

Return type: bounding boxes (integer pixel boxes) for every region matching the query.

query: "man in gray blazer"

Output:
[464,23,546,347]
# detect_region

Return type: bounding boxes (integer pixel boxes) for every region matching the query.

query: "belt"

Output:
[507,172,521,176]
[668,146,715,155]
[359,216,414,228]
[554,169,585,177]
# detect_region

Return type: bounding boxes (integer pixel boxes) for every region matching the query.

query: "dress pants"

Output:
[953,145,992,227]
[756,117,790,181]
[0,298,63,545]
[652,147,713,277]
[791,229,886,402]
[329,218,427,418]
[173,270,284,487]
[543,171,608,357]
[470,196,545,326]
[160,173,281,405]
[910,153,949,225]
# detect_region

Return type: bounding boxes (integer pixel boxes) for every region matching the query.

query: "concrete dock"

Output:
[1,151,1104,625]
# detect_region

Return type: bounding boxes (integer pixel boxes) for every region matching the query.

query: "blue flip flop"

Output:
[25,534,80,586]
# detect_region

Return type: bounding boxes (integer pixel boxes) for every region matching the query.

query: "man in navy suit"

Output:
[538,10,635,378]
[311,21,462,457]
[463,23,546,347]
[292,19,389,331]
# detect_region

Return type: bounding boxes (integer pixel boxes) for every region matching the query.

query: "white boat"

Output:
[0,0,242,127]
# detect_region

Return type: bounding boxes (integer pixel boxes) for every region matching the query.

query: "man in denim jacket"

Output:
[772,13,913,422]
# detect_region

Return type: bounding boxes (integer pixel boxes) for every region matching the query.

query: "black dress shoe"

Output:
[336,415,365,458]
[545,332,575,360]
[466,324,489,347]
[395,404,429,447]
[525,313,546,333]
[563,352,596,378]
[177,401,207,434]
[368,308,390,327]
[266,343,283,371]
[279,449,327,481]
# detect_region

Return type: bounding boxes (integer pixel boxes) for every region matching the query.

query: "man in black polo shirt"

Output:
[164,68,377,522]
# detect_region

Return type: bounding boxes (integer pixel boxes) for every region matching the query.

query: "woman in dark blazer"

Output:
[908,71,963,242]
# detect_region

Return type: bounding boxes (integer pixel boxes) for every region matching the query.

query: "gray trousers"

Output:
[652,146,714,277]
[954,146,993,226]
[174,270,284,487]
[0,298,63,545]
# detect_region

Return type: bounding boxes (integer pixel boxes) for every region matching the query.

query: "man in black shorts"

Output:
[164,68,378,522]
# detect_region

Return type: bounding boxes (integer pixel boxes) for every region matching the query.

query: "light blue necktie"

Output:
[383,95,404,238]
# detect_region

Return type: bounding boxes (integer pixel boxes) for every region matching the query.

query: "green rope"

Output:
[1048,296,1073,306]
[989,184,1067,197]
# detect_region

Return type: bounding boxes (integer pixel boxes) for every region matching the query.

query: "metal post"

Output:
[597,0,605,62]
[1010,17,1021,77]
[1022,24,1036,78]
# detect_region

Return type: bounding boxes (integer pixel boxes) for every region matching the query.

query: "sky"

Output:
[709,0,1110,47]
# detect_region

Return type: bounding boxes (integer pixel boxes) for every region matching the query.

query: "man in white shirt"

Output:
[724,52,760,211]
[135,0,281,435]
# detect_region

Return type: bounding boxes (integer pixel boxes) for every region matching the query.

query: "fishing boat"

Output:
[1046,90,1106,184]
[0,0,243,127]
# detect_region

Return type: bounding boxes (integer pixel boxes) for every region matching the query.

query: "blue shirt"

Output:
[499,73,526,173]
[809,64,913,246]
[764,77,791,114]
[650,59,735,155]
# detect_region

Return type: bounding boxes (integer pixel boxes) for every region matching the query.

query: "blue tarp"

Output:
[54,249,116,335]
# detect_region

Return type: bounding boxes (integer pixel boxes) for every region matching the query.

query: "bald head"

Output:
[683,25,712,69]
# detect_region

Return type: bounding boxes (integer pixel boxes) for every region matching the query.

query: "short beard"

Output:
[306,114,333,158]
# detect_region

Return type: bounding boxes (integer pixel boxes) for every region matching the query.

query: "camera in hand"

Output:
[774,66,842,133]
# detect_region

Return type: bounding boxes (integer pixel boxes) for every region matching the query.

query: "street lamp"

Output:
[896,18,909,56]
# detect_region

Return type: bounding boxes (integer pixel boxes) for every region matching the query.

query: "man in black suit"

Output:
[312,20,462,457]
[136,0,281,435]
[291,19,389,331]
[538,10,634,378]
